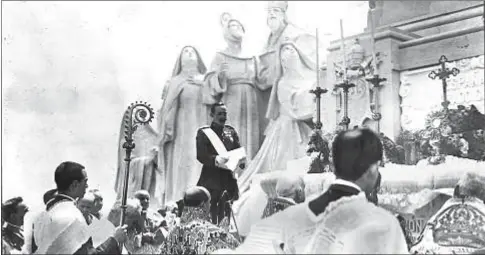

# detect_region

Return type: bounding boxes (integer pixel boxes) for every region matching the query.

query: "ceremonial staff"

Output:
[310,28,328,131]
[120,101,155,225]
[335,19,355,130]
[365,2,386,133]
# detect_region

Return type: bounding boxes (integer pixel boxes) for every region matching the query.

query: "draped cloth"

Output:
[233,42,316,236]
[33,200,90,254]
[259,23,318,134]
[238,41,316,193]
[158,46,208,206]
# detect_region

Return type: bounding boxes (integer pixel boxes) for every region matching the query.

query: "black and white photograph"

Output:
[2,0,485,254]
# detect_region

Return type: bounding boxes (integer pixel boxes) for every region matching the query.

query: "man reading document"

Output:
[196,102,246,225]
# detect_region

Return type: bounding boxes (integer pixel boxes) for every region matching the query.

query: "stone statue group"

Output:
[115,1,324,209]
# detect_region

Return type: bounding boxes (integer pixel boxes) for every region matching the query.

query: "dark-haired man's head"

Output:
[332,128,383,194]
[210,102,227,126]
[54,161,88,200]
[2,197,29,227]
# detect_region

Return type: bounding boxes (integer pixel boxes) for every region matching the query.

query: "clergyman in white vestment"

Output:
[32,161,127,254]
[222,129,409,254]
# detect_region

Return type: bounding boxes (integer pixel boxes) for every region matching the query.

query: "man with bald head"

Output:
[275,175,306,204]
[78,192,97,225]
[261,175,306,218]
[224,128,408,254]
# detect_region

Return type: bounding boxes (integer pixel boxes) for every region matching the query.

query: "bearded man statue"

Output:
[258,1,319,136]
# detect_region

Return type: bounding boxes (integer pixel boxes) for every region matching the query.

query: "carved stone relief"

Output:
[400,55,485,131]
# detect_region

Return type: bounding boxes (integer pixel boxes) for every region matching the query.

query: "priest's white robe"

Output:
[231,193,409,254]
[33,200,90,254]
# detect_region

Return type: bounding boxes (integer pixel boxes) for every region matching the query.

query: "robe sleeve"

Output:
[254,57,273,91]
[201,53,226,105]
[74,237,121,255]
[231,214,286,254]
[347,217,409,254]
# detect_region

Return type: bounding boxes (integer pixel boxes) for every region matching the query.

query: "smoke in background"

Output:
[2,1,366,213]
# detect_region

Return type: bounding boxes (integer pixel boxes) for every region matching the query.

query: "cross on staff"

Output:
[428,55,460,110]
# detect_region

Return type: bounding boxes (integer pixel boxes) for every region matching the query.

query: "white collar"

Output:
[332,179,362,192]
[57,193,77,203]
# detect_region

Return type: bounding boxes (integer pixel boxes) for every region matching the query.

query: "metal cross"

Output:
[428,55,460,110]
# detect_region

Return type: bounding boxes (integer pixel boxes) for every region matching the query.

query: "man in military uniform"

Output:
[196,102,245,225]
[1,197,28,254]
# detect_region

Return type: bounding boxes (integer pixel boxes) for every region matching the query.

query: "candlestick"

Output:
[316,28,320,87]
[369,9,378,74]
[339,19,347,80]
[310,27,328,131]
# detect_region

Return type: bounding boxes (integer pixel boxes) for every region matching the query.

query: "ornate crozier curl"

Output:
[266,41,316,122]
[115,102,160,208]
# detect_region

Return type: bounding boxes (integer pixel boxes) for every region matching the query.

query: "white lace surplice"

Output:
[233,194,409,254]
[33,201,90,254]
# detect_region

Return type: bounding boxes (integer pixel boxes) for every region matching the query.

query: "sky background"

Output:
[2,1,368,212]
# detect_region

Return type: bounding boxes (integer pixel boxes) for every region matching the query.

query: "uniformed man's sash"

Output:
[201,128,228,156]
[201,127,246,172]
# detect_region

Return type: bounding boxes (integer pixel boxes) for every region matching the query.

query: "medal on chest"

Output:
[223,129,234,143]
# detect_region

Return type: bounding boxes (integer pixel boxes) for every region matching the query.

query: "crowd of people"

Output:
[0,126,411,255]
[1,159,241,254]
[4,122,485,254]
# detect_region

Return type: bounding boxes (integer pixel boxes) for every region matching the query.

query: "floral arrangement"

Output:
[397,104,485,165]
[306,130,335,173]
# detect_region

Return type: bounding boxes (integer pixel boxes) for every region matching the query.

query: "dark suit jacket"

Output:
[196,122,241,196]
[308,183,361,216]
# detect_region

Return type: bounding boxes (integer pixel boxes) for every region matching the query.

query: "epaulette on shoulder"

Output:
[224,124,235,130]
[198,125,210,131]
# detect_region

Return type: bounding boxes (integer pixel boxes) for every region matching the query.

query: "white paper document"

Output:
[220,147,246,171]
